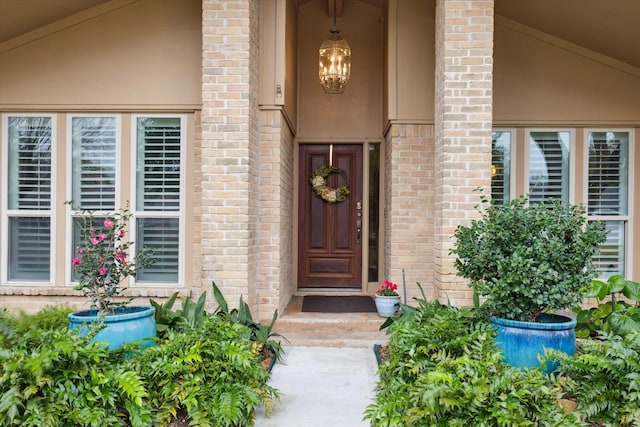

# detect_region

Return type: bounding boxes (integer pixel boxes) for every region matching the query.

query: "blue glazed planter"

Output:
[375,295,401,317]
[491,314,576,372]
[69,306,156,350]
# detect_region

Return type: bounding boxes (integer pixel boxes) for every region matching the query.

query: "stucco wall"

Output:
[0,0,201,109]
[297,0,383,140]
[494,17,640,125]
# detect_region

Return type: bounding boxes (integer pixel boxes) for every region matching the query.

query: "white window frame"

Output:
[130,113,186,288]
[65,113,122,287]
[583,128,634,279]
[524,128,575,204]
[1,113,57,285]
[491,128,516,203]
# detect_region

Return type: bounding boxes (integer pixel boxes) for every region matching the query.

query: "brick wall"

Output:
[433,0,494,306]
[201,0,260,308]
[384,124,436,302]
[257,109,295,322]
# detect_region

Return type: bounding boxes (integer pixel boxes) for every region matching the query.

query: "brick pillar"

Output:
[384,124,436,302]
[434,0,494,305]
[201,0,260,308]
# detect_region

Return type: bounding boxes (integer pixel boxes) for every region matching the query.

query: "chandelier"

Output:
[318,3,351,94]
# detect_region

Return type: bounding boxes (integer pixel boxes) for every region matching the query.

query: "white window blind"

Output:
[587,132,628,216]
[134,116,182,283]
[136,118,181,212]
[528,131,570,203]
[71,117,116,210]
[587,131,630,278]
[491,131,511,205]
[135,218,179,282]
[8,117,52,210]
[9,217,51,280]
[6,116,53,281]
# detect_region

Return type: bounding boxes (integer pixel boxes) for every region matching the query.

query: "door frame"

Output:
[293,139,384,294]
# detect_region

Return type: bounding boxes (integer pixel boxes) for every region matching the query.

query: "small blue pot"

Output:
[491,314,576,372]
[69,306,156,350]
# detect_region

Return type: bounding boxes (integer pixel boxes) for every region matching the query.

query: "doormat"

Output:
[301,295,377,313]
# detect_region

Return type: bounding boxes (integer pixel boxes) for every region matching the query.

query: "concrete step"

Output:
[272,296,391,347]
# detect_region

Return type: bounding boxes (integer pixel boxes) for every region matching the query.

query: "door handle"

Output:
[356,220,362,244]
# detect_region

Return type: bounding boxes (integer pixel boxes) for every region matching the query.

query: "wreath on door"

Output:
[310,165,350,204]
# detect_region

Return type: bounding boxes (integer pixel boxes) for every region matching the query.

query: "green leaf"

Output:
[608,311,640,336]
[607,274,628,294]
[211,281,228,313]
[622,280,640,301]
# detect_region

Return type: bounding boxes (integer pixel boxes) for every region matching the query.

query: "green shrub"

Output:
[132,315,279,426]
[550,331,640,426]
[574,275,640,338]
[0,316,150,426]
[1,304,278,426]
[451,193,608,322]
[365,300,581,426]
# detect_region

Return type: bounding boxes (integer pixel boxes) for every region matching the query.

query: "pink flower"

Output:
[98,267,107,276]
[103,219,114,229]
[72,257,81,266]
[115,250,128,264]
[99,233,108,241]
[118,230,125,238]
[78,248,85,255]
[90,237,100,245]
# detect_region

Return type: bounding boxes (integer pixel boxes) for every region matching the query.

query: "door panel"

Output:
[298,144,363,288]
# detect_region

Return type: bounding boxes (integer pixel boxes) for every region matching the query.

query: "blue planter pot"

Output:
[491,314,576,372]
[69,306,156,350]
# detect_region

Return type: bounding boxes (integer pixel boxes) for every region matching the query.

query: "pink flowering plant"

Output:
[70,204,156,314]
[376,280,400,297]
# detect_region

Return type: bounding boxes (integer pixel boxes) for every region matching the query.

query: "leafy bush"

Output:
[69,202,156,314]
[0,303,278,426]
[0,309,151,426]
[152,281,288,364]
[132,315,279,426]
[211,281,288,363]
[451,192,608,322]
[574,275,640,338]
[550,331,640,426]
[365,298,579,426]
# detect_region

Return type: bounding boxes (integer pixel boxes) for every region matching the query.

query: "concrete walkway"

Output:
[254,346,379,426]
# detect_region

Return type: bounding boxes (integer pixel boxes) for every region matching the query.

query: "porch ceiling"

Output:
[0,0,638,69]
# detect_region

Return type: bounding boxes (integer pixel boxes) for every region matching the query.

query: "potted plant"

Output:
[67,203,157,350]
[375,280,401,317]
[451,192,608,369]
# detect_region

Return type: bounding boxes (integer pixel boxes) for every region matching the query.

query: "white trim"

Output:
[129,113,186,288]
[1,113,57,286]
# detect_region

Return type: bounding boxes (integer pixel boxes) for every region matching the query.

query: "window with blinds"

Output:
[135,218,179,282]
[134,116,183,283]
[587,131,629,278]
[491,131,511,205]
[6,116,53,281]
[528,131,571,203]
[71,116,117,210]
[136,118,181,212]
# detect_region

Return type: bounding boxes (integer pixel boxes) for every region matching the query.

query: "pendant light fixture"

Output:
[318,0,351,94]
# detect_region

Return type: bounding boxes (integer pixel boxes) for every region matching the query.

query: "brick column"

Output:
[201,0,260,308]
[434,0,494,305]
[384,124,436,301]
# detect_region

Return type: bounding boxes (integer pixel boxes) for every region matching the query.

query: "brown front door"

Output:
[298,144,363,288]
